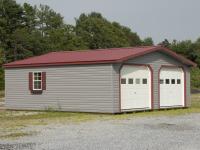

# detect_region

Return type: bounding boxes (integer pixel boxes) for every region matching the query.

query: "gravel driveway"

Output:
[0,113,200,150]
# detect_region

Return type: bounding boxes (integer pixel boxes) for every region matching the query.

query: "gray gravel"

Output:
[1,113,200,150]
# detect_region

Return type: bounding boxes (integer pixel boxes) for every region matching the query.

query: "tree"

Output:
[0,67,4,90]
[75,12,134,49]
[191,67,200,88]
[0,0,25,61]
[142,37,154,46]
[169,40,198,64]
[0,47,5,65]
[36,4,64,37]
[112,22,141,46]
[159,39,170,48]
[46,25,88,51]
[0,48,4,90]
[23,3,37,31]
[34,4,84,53]
[194,38,200,64]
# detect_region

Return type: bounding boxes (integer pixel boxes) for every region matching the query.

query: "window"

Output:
[128,78,133,84]
[121,78,126,84]
[177,79,181,84]
[165,79,170,84]
[171,79,175,84]
[142,78,147,84]
[33,72,42,90]
[160,79,164,84]
[136,78,140,84]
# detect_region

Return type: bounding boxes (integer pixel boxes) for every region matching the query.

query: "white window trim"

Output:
[33,71,42,90]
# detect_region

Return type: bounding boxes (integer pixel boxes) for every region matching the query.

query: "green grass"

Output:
[0,93,200,139]
[191,93,200,108]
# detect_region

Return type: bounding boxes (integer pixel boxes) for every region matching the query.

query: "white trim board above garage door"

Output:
[159,67,185,108]
[120,65,152,110]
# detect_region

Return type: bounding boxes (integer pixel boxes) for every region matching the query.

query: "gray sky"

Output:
[16,0,200,43]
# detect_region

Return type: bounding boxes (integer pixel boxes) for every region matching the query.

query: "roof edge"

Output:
[3,59,122,68]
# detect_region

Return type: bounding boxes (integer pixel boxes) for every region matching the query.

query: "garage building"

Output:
[3,46,196,113]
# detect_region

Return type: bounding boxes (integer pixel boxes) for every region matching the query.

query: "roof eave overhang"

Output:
[3,59,121,69]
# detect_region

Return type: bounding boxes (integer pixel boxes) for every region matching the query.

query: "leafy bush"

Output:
[191,67,200,88]
[0,68,4,90]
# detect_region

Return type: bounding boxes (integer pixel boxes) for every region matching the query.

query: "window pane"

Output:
[34,72,42,81]
[34,73,38,80]
[171,79,175,84]
[121,78,126,84]
[177,79,181,84]
[34,81,38,89]
[136,78,140,84]
[128,78,133,84]
[38,73,41,80]
[38,81,41,89]
[38,76,41,80]
[142,78,147,84]
[160,79,164,84]
[34,81,41,89]
[165,79,170,84]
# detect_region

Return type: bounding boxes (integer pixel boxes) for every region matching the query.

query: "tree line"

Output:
[0,0,200,90]
[0,0,153,63]
[159,39,200,88]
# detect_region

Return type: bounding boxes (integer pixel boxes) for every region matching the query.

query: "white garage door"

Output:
[121,65,152,110]
[160,67,185,108]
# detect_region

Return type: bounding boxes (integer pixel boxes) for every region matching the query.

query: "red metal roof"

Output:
[3,46,196,68]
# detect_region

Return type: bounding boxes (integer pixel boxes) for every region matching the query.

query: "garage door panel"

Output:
[121,65,151,110]
[160,67,184,107]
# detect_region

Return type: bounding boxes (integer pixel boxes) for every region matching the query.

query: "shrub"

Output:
[0,67,4,90]
[191,67,200,88]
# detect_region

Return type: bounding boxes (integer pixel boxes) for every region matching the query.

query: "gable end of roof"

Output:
[119,46,197,67]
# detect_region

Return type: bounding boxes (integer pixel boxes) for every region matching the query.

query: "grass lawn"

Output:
[191,93,200,108]
[0,93,200,139]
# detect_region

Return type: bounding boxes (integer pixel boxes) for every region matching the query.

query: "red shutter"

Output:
[42,72,46,90]
[29,72,33,91]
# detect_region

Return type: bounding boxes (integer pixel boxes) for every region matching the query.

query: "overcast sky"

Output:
[16,0,200,43]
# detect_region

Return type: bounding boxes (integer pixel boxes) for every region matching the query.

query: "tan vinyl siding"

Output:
[5,64,116,113]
